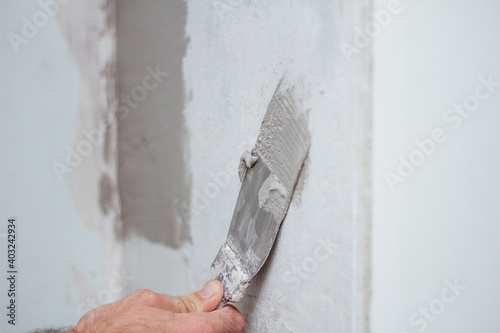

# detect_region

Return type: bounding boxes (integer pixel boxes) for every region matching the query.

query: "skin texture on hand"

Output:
[65,280,245,333]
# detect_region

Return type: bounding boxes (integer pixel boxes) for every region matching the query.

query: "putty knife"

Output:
[211,80,310,305]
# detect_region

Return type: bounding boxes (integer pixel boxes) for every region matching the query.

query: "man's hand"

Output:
[67,280,245,333]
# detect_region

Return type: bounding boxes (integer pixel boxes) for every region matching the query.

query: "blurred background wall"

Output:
[371,1,500,332]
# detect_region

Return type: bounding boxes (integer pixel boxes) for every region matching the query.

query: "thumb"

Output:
[176,280,224,313]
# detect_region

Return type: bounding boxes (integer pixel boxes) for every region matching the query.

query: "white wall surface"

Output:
[372,1,500,332]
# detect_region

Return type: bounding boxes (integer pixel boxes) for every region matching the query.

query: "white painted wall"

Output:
[372,0,500,332]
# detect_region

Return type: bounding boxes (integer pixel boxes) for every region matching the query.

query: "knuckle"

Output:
[80,309,96,322]
[133,289,158,301]
[77,309,101,331]
[176,295,196,313]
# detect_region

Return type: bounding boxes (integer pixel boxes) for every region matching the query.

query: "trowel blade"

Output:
[211,80,310,304]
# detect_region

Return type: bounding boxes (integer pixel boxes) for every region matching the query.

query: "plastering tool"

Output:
[211,80,311,306]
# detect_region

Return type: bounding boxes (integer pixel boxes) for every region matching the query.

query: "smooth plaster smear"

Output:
[116,0,190,248]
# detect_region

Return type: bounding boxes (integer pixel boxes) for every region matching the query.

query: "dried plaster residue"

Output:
[211,243,252,304]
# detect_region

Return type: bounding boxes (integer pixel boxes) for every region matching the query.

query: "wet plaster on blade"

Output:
[255,80,311,195]
[116,0,190,248]
[254,79,310,224]
[258,173,288,222]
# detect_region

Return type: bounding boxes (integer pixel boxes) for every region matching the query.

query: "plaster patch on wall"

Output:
[116,0,190,249]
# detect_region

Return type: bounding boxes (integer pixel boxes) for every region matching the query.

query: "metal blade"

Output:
[227,158,278,276]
